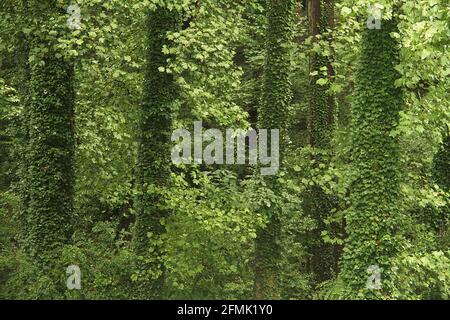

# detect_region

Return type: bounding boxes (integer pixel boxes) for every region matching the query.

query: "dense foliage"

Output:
[0,0,448,300]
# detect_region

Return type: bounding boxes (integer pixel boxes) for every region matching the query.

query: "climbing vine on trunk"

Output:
[340,18,407,299]
[254,0,295,300]
[133,6,180,299]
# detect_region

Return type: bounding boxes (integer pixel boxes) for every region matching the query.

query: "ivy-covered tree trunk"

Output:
[15,33,32,248]
[26,27,75,263]
[433,131,449,191]
[432,130,450,247]
[1,0,32,249]
[340,18,406,298]
[254,0,294,300]
[133,7,179,298]
[308,0,331,147]
[304,0,338,284]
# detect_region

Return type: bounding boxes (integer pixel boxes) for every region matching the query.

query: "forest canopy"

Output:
[0,0,449,300]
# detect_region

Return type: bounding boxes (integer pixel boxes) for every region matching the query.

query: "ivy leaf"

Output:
[316,78,328,86]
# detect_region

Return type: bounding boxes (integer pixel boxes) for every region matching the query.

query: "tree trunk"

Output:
[305,0,338,284]
[133,6,179,299]
[340,18,405,299]
[25,6,75,264]
[254,0,295,300]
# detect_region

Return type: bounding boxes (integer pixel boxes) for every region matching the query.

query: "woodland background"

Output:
[0,0,449,300]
